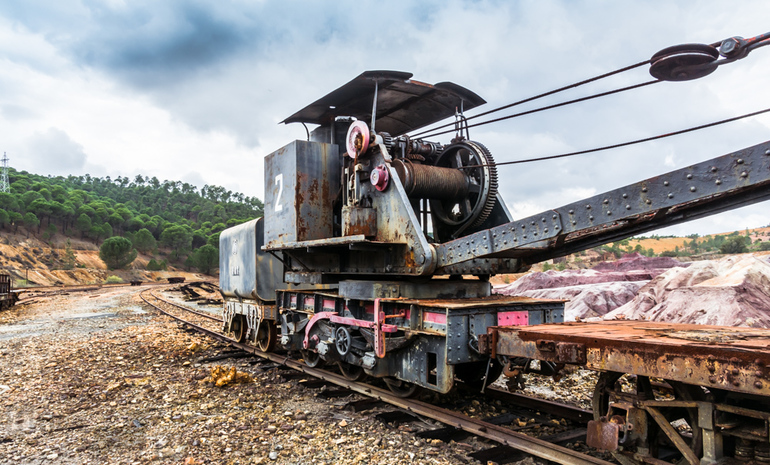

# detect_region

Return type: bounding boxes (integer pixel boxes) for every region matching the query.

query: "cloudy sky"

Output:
[1,0,769,236]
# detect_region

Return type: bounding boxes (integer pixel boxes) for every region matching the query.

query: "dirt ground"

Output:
[0,286,534,465]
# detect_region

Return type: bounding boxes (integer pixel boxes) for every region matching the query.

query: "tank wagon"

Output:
[220,33,770,464]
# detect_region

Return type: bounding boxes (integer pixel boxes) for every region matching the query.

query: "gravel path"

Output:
[0,286,547,465]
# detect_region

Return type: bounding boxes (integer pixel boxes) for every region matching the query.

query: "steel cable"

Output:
[417,80,661,140]
[460,106,770,169]
[409,59,652,139]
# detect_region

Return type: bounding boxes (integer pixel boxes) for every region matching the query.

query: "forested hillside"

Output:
[0,168,263,273]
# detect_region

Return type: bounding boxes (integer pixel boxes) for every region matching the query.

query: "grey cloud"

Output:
[26,128,87,176]
[1,0,769,236]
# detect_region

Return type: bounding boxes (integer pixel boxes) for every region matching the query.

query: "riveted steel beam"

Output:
[436,140,770,269]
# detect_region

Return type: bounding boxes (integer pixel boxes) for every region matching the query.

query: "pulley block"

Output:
[649,43,719,81]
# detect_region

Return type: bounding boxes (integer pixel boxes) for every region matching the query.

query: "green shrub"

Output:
[104,275,123,284]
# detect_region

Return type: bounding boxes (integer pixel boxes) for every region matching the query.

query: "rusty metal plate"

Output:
[556,342,586,364]
[281,70,486,135]
[586,419,619,451]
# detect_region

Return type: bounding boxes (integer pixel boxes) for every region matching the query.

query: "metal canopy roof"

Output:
[281,70,486,136]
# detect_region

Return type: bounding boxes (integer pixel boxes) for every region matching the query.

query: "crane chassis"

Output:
[219,36,770,463]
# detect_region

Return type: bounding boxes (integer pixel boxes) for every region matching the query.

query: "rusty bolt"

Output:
[708,355,716,361]
[756,381,763,389]
[708,365,716,373]
[709,376,717,383]
[734,380,741,387]
[711,166,718,172]
[756,371,763,377]
[731,357,740,363]
[756,359,763,365]
[732,368,740,376]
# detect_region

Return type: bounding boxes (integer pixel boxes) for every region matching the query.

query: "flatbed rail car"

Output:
[220,31,770,465]
[0,273,18,310]
[483,322,770,465]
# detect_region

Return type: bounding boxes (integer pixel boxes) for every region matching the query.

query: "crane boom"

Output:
[435,140,770,270]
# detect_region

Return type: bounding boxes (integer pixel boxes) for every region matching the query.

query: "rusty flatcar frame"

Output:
[483,321,770,464]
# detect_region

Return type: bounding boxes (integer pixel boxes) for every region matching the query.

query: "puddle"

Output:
[65,312,118,320]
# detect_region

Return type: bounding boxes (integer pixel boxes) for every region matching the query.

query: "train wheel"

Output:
[338,362,367,381]
[384,377,420,398]
[231,315,247,343]
[301,350,323,368]
[255,321,277,352]
[592,372,703,465]
[455,360,503,391]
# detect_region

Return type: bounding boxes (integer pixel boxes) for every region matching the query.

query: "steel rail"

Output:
[140,289,612,465]
[147,290,223,322]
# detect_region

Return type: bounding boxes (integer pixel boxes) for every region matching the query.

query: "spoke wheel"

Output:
[255,320,277,352]
[384,377,420,398]
[231,315,247,343]
[338,362,367,381]
[593,372,703,465]
[335,326,352,356]
[301,350,323,368]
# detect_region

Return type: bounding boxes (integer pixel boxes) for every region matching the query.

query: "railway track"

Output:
[140,288,613,465]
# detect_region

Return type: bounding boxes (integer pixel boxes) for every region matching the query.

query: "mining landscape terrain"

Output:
[3,226,770,464]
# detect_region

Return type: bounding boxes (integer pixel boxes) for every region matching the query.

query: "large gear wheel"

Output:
[430,140,497,238]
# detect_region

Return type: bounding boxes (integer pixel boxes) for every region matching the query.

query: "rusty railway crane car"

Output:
[0,273,19,310]
[220,33,770,464]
